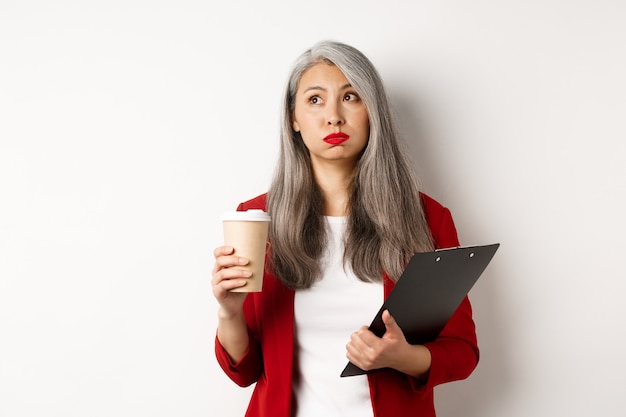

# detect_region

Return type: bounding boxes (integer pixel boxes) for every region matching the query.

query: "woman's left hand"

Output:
[345,309,432,379]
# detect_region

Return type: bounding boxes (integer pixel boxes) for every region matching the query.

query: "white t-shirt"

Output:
[293,216,383,417]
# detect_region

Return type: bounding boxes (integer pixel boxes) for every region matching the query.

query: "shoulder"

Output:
[419,192,446,223]
[237,193,268,211]
[419,192,460,249]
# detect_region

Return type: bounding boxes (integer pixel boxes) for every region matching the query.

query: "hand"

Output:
[346,310,432,378]
[211,245,250,319]
[345,309,410,372]
[212,245,253,362]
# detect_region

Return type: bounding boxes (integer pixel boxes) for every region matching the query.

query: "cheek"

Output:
[359,112,370,134]
[293,107,309,125]
[357,106,369,122]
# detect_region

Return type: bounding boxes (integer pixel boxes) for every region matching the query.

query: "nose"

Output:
[326,101,345,126]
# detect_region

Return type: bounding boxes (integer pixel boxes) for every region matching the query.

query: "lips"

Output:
[323,132,349,145]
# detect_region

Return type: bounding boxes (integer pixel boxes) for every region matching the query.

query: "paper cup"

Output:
[222,210,271,292]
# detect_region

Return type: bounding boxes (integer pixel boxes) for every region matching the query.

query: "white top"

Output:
[293,216,383,417]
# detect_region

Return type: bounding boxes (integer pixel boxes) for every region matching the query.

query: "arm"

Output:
[212,245,250,362]
[213,197,269,386]
[421,199,479,387]
[212,246,264,386]
[347,197,479,386]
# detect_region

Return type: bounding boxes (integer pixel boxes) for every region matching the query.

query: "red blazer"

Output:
[215,193,479,417]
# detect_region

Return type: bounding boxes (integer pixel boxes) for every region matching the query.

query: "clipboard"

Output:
[340,243,500,377]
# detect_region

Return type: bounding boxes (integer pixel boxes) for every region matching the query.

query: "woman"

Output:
[212,40,479,417]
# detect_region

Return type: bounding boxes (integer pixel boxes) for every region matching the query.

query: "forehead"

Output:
[297,62,350,92]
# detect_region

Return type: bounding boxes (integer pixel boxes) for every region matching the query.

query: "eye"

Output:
[344,92,360,102]
[308,95,323,105]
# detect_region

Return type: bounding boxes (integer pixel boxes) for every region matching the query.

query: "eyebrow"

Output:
[302,83,353,94]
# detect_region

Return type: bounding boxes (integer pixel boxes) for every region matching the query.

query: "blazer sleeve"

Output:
[420,197,480,390]
[214,298,264,387]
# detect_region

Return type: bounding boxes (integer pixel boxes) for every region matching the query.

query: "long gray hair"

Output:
[267,40,434,290]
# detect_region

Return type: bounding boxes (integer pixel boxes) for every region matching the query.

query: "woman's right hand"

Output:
[212,245,252,362]
[211,245,250,319]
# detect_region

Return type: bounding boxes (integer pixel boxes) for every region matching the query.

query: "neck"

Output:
[311,160,355,216]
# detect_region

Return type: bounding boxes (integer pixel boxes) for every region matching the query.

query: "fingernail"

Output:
[238,257,249,265]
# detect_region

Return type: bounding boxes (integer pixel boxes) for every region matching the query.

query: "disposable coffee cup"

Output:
[221,209,271,292]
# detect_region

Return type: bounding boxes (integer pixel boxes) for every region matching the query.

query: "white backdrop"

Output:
[1,1,625,416]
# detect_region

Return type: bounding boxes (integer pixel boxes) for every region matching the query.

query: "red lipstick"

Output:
[323,132,349,145]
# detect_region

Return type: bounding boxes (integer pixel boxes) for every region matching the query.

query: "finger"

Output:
[349,328,374,352]
[345,342,362,365]
[382,310,406,340]
[212,267,252,286]
[354,328,380,346]
[346,334,366,361]
[215,277,248,293]
[212,272,251,298]
[212,252,250,275]
[213,245,234,258]
[346,332,376,371]
[213,255,249,272]
[382,310,398,329]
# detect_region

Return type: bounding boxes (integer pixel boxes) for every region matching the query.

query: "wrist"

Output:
[395,344,432,379]
[217,307,245,322]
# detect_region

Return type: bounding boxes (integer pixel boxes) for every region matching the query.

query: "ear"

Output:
[292,114,300,132]
[290,109,301,132]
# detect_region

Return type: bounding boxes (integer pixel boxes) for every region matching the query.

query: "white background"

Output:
[1,1,625,416]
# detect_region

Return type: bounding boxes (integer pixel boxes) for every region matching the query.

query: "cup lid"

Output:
[221,209,271,222]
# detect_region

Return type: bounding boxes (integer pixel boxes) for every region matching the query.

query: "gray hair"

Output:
[267,40,433,289]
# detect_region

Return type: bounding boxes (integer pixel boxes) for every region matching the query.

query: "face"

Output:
[292,63,370,170]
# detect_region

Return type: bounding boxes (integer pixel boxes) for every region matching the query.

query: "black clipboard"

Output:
[341,243,500,377]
